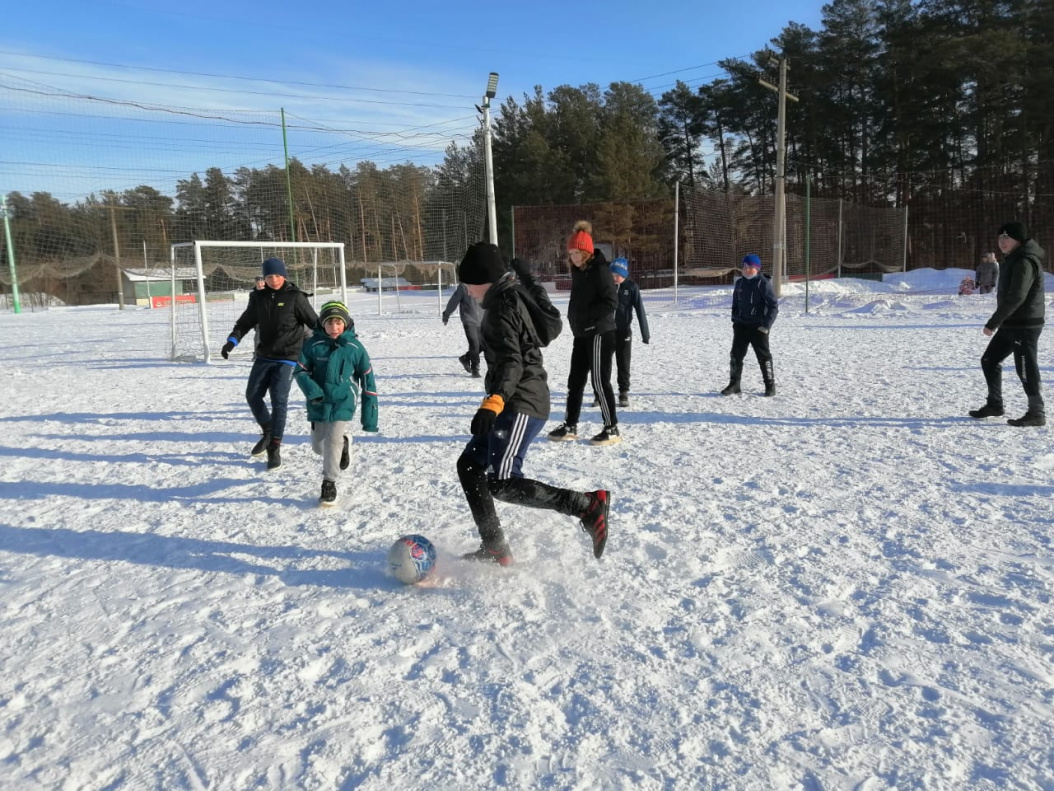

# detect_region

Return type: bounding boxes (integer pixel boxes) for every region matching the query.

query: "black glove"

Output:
[221,340,235,359]
[510,257,536,288]
[442,316,449,325]
[470,408,497,438]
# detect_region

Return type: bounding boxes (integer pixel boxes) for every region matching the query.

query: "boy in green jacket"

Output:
[295,301,379,506]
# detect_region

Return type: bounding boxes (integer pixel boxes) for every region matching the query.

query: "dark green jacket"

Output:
[295,323,378,430]
[986,239,1046,331]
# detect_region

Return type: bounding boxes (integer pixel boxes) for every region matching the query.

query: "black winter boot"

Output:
[969,403,1004,419]
[721,357,743,396]
[251,425,272,458]
[266,439,282,470]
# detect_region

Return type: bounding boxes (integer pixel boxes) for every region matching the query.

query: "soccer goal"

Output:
[168,241,347,362]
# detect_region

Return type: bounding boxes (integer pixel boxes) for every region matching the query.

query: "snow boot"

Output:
[720,381,741,396]
[251,426,272,458]
[969,403,1004,419]
[721,358,743,396]
[1008,412,1046,427]
[319,479,337,507]
[265,439,282,470]
[764,382,776,397]
[579,490,611,560]
[548,422,578,441]
[463,541,514,567]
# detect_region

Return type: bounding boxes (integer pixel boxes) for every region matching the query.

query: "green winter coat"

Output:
[295,323,378,431]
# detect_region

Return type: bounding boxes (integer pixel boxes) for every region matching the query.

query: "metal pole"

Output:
[772,58,788,299]
[170,245,177,359]
[1,195,21,314]
[804,174,811,314]
[110,201,125,310]
[193,241,211,362]
[902,205,909,272]
[143,240,152,308]
[673,181,680,304]
[282,108,296,243]
[837,198,843,279]
[482,97,498,245]
[377,264,382,316]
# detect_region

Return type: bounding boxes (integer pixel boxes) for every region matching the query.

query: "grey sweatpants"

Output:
[311,420,349,482]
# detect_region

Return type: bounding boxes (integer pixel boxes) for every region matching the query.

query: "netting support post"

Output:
[1,195,21,314]
[837,199,843,279]
[193,242,211,363]
[901,205,909,272]
[673,181,680,304]
[169,246,178,359]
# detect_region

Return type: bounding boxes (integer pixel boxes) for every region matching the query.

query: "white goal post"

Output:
[168,240,347,363]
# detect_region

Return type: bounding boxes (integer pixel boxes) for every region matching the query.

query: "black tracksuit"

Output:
[728,273,779,388]
[981,238,1046,413]
[614,278,650,395]
[564,250,619,427]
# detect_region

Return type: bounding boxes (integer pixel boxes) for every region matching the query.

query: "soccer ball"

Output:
[387,534,437,585]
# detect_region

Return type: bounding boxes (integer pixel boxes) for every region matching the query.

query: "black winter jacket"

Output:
[731,273,779,330]
[986,238,1046,331]
[479,273,550,420]
[228,281,318,362]
[615,278,650,342]
[567,250,617,338]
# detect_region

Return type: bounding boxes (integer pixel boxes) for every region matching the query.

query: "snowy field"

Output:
[1,270,1053,790]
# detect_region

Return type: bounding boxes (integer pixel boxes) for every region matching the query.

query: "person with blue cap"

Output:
[609,257,649,407]
[221,257,318,470]
[721,253,778,397]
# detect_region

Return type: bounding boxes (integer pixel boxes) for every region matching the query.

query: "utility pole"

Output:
[110,200,126,310]
[759,58,798,298]
[1,195,21,314]
[479,72,500,246]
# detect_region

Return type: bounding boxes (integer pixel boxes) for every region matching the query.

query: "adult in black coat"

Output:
[221,257,318,469]
[969,221,1047,426]
[547,221,621,445]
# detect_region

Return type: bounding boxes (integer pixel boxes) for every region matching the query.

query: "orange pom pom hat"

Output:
[567,220,594,255]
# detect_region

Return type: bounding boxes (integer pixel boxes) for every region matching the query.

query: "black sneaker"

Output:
[590,425,622,446]
[471,368,481,378]
[720,382,741,396]
[251,429,272,458]
[618,392,630,408]
[266,440,282,470]
[462,542,514,566]
[764,383,777,397]
[580,490,610,560]
[458,354,472,374]
[340,436,350,470]
[1008,412,1046,427]
[969,404,1005,419]
[548,422,578,441]
[319,479,337,507]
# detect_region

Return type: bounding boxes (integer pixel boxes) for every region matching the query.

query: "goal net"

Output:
[168,241,347,362]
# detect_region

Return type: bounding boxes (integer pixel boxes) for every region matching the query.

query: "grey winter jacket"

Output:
[975,259,998,288]
[443,284,483,327]
[986,238,1046,331]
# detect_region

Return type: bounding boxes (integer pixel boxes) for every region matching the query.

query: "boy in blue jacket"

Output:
[721,254,778,397]
[610,257,650,407]
[295,301,379,507]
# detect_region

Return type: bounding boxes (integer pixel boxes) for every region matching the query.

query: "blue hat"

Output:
[262,257,288,277]
[610,258,629,278]
[742,254,762,269]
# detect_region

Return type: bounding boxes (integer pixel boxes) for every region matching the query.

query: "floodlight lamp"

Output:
[485,72,499,99]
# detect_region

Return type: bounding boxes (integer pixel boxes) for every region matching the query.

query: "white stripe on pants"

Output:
[311,420,348,482]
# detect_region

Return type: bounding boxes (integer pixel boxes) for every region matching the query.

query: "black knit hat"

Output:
[319,301,351,326]
[459,242,507,285]
[998,221,1028,243]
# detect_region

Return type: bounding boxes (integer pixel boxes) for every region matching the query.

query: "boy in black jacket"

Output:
[221,257,318,470]
[610,257,650,407]
[455,242,611,565]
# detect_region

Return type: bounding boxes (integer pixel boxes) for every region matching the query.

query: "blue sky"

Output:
[1,0,827,201]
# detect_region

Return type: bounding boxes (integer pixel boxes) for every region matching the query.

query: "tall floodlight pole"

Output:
[480,72,500,245]
[1,195,21,314]
[759,58,798,298]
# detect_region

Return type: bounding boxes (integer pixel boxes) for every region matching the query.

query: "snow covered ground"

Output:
[1,275,1052,790]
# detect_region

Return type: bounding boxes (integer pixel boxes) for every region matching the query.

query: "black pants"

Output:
[565,331,617,428]
[614,331,632,394]
[981,326,1044,412]
[461,323,482,371]
[729,324,774,385]
[979,284,994,295]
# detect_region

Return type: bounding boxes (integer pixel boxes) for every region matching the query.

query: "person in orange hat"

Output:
[547,220,621,445]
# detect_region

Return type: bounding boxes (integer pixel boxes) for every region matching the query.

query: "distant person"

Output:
[221,257,318,470]
[253,276,266,357]
[958,277,976,296]
[547,220,621,445]
[976,252,999,294]
[454,242,610,565]
[721,254,778,397]
[969,221,1046,427]
[295,301,378,507]
[609,257,650,408]
[442,282,483,378]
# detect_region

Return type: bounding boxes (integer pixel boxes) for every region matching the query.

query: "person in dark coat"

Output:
[442,282,484,378]
[610,257,650,407]
[721,253,779,397]
[547,221,621,445]
[455,242,611,566]
[221,257,318,470]
[976,253,999,295]
[969,221,1047,426]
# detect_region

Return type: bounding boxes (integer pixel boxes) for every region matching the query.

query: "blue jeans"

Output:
[245,359,295,440]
